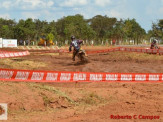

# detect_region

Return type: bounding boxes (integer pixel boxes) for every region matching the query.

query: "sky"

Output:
[0,0,163,32]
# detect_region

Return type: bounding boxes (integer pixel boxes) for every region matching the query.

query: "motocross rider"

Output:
[69,36,83,61]
[150,39,159,49]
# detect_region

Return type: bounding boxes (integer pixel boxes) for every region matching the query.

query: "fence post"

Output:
[91,40,94,46]
[44,41,46,46]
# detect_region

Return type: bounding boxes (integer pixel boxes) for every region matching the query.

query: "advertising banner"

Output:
[0,51,30,58]
[0,38,2,48]
[2,39,17,47]
[0,69,162,82]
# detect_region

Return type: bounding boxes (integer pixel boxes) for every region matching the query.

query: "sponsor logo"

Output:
[121,74,132,81]
[18,52,23,56]
[4,53,9,57]
[0,103,7,120]
[135,75,146,81]
[106,74,118,81]
[60,73,71,81]
[142,49,146,52]
[149,75,159,81]
[131,49,135,52]
[14,53,18,56]
[73,73,87,81]
[9,53,14,57]
[120,48,124,51]
[0,54,5,57]
[46,73,58,81]
[23,52,26,55]
[7,44,15,46]
[137,49,141,52]
[31,72,44,80]
[90,74,103,81]
[0,70,14,79]
[127,48,130,51]
[15,71,30,80]
[147,49,152,52]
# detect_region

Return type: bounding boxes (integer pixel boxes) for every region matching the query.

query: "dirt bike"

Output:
[150,45,160,49]
[77,49,88,62]
[154,45,160,49]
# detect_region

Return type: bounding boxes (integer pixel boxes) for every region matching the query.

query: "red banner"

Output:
[0,69,162,82]
[120,47,163,54]
[2,47,162,56]
[59,47,163,55]
[0,51,30,58]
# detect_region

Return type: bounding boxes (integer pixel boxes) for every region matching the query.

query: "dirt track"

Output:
[0,46,163,122]
[0,47,163,73]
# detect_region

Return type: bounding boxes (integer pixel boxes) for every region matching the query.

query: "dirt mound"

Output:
[0,82,75,112]
[0,81,108,121]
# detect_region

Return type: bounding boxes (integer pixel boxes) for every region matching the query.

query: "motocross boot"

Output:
[72,52,75,61]
[72,57,75,61]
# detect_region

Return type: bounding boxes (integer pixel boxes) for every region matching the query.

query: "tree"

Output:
[151,20,163,40]
[89,15,117,40]
[123,19,145,44]
[47,33,54,41]
[49,21,57,40]
[0,15,155,45]
[158,19,163,30]
[1,25,11,38]
[0,18,15,38]
[56,14,96,42]
[24,18,36,41]
[14,19,26,40]
[107,19,125,44]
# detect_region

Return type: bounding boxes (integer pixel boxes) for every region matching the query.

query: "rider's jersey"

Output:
[70,40,83,51]
[150,42,157,49]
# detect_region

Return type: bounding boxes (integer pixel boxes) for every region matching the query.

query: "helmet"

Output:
[153,39,157,43]
[71,35,75,40]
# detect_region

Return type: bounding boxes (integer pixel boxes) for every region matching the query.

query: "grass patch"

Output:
[39,92,55,107]
[28,83,74,104]
[28,83,107,107]
[78,92,106,106]
[38,53,59,56]
[107,51,163,61]
[126,52,163,60]
[0,58,47,69]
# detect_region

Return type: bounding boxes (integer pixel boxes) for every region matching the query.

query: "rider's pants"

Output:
[72,50,79,61]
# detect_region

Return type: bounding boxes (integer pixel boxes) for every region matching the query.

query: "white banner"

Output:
[2,39,17,47]
[0,38,2,48]
[0,103,7,120]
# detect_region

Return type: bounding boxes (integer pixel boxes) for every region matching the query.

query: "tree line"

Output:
[0,14,162,45]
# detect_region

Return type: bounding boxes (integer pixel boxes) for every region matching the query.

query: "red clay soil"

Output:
[0,82,162,122]
[0,47,163,73]
[0,46,163,122]
[55,82,163,122]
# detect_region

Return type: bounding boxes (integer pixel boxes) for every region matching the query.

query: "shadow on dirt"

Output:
[74,61,90,66]
[65,60,90,66]
[11,58,25,61]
